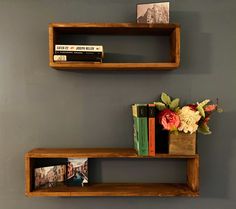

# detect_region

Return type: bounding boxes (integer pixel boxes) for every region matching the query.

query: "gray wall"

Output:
[0,0,235,208]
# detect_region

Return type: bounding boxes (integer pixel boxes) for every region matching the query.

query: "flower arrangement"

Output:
[154,93,222,135]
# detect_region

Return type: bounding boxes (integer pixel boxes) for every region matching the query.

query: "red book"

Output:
[148,104,156,156]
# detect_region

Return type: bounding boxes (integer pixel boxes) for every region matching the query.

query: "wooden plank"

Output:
[170,26,180,66]
[26,148,136,158]
[48,25,54,66]
[187,156,200,192]
[26,148,198,159]
[169,132,196,155]
[50,62,179,70]
[25,155,31,195]
[156,154,198,159]
[26,183,199,197]
[49,23,179,35]
[49,22,180,28]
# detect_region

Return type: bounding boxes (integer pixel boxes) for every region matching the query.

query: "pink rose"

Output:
[159,109,180,131]
[204,104,217,112]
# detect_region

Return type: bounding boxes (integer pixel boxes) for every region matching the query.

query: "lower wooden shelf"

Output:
[26,183,199,197]
[25,148,199,197]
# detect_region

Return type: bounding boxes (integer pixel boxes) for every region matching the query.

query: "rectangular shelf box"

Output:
[49,23,180,70]
[25,148,199,197]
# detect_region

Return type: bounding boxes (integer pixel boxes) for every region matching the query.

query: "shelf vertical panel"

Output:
[187,155,199,192]
[48,25,55,66]
[25,155,34,195]
[170,26,180,66]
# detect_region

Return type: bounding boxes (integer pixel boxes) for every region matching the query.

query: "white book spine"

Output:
[55,45,103,52]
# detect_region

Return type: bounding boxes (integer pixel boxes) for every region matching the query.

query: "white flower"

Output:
[177,106,201,134]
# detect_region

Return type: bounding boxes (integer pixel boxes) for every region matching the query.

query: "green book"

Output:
[132,104,148,156]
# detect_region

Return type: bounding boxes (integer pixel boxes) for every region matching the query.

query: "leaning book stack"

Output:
[54,45,104,62]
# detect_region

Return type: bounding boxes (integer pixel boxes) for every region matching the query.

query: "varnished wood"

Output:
[170,27,180,65]
[49,23,180,35]
[25,148,198,158]
[25,148,199,197]
[50,62,179,70]
[26,183,199,197]
[48,25,54,65]
[48,23,180,70]
[25,155,31,194]
[187,156,200,192]
[169,132,196,155]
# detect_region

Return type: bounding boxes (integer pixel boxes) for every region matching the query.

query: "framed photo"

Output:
[137,2,169,24]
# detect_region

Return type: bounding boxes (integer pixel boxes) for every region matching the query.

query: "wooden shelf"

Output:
[25,148,199,197]
[26,148,198,158]
[26,183,199,197]
[49,23,180,70]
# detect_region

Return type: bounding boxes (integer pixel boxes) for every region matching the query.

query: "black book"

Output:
[155,111,169,154]
[55,50,103,58]
[54,54,102,62]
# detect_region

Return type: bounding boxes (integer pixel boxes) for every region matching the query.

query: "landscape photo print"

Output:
[137,2,169,23]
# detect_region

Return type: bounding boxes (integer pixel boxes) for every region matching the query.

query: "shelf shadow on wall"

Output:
[198,111,234,198]
[89,158,186,184]
[171,11,213,75]
[54,12,213,75]
[57,34,170,63]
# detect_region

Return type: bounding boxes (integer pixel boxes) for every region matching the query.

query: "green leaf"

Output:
[198,123,212,135]
[154,102,166,111]
[197,105,205,118]
[161,92,171,105]
[169,98,180,110]
[198,99,210,108]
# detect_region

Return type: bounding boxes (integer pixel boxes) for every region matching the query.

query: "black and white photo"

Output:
[137,2,169,23]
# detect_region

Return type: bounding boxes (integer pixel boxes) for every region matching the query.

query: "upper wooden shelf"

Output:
[49,22,179,34]
[25,148,198,159]
[49,23,180,70]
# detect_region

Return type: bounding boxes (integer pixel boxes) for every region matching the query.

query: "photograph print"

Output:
[66,158,88,186]
[137,2,169,24]
[34,165,66,189]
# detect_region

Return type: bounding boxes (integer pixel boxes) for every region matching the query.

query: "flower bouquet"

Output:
[154,93,221,155]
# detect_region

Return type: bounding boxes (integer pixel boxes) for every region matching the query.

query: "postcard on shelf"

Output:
[137,2,169,23]
[34,165,66,189]
[66,158,88,186]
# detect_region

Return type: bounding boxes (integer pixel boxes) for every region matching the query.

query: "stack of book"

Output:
[132,104,168,156]
[54,44,104,62]
[132,104,155,157]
